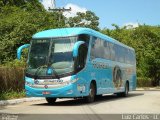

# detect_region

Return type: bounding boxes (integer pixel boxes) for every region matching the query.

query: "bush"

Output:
[137,77,152,87]
[0,90,25,100]
[0,67,25,93]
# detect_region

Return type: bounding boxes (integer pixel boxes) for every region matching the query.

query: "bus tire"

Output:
[123,82,129,97]
[45,97,57,104]
[117,82,129,97]
[85,82,96,103]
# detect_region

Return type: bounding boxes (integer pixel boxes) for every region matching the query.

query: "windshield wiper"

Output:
[33,65,60,79]
[49,66,60,79]
[34,65,47,79]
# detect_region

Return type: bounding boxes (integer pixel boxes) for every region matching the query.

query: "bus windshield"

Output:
[26,37,77,77]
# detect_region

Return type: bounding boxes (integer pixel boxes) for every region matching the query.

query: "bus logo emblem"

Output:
[44,85,48,89]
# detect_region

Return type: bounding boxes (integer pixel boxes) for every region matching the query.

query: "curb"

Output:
[136,87,160,91]
[0,97,45,106]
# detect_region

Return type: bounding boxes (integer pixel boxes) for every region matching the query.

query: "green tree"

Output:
[67,11,99,31]
[0,6,65,64]
[0,0,44,11]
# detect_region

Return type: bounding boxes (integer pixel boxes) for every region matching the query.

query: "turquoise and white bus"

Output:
[17,27,136,103]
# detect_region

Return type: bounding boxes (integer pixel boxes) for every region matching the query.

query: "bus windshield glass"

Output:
[26,37,77,77]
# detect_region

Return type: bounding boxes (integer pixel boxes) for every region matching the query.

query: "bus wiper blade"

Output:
[34,65,47,79]
[49,66,60,79]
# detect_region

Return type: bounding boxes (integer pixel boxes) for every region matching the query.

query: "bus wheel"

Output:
[86,82,96,103]
[123,82,129,97]
[45,97,57,104]
[117,82,129,97]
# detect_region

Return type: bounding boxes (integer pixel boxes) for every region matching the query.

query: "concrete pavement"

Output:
[1,87,159,106]
[0,91,160,114]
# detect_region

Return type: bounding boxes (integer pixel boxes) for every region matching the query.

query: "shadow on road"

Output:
[32,92,144,106]
[93,92,144,105]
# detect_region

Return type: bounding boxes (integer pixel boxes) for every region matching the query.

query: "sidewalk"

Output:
[136,87,160,91]
[0,97,44,106]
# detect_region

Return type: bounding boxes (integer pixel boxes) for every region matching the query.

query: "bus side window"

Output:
[125,49,130,64]
[110,43,115,61]
[91,37,110,60]
[121,47,125,63]
[131,50,135,65]
[90,37,97,60]
[95,38,104,58]
[115,44,119,62]
[128,49,135,64]
[115,45,125,63]
[103,41,111,60]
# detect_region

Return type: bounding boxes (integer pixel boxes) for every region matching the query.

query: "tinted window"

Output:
[90,37,111,60]
[125,49,130,64]
[124,49,135,64]
[115,45,126,63]
[90,36,135,64]
[110,43,115,60]
[103,41,111,59]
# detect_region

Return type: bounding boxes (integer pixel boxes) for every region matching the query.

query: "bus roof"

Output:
[32,27,134,50]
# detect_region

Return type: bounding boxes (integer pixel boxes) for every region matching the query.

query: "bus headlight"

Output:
[60,76,79,85]
[71,78,79,83]
[25,81,33,87]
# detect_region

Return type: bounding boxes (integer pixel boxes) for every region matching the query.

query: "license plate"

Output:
[42,91,51,95]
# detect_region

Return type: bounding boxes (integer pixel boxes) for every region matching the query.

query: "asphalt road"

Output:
[0,91,160,114]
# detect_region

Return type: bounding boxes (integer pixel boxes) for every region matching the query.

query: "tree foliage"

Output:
[0,4,65,63]
[0,0,44,11]
[67,11,99,31]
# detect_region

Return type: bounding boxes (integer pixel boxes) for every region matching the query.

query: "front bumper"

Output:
[25,83,87,98]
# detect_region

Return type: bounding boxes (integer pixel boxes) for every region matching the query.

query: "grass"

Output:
[0,90,25,100]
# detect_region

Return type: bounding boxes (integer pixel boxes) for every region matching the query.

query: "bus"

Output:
[17,27,136,103]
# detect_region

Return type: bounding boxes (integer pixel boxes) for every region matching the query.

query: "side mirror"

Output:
[73,41,88,73]
[73,41,85,57]
[17,44,30,60]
